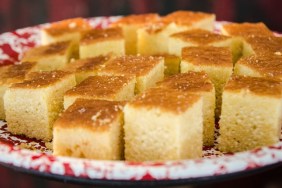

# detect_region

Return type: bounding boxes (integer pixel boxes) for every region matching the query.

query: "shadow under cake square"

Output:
[110,13,160,55]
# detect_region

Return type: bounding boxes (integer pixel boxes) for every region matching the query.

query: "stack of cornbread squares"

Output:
[1,11,282,161]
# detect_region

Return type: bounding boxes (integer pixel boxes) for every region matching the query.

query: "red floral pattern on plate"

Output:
[0,17,281,182]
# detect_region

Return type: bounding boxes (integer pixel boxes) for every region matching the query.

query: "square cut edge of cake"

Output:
[4,71,76,141]
[218,75,282,153]
[0,62,38,120]
[41,17,92,45]
[21,40,79,71]
[79,28,125,59]
[53,98,125,160]
[157,71,216,146]
[98,55,165,94]
[136,11,215,55]
[124,87,203,162]
[181,46,233,119]
[168,29,242,63]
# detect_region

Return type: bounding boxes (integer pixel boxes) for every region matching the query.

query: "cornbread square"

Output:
[110,14,160,55]
[234,54,282,80]
[41,18,92,45]
[169,29,242,63]
[220,23,278,57]
[22,40,78,71]
[181,46,233,117]
[0,62,37,119]
[218,76,282,152]
[162,11,215,31]
[157,72,215,146]
[80,28,125,58]
[64,55,111,83]
[64,75,135,109]
[221,22,274,38]
[124,87,203,161]
[242,36,282,57]
[99,55,164,94]
[4,71,76,141]
[137,11,215,55]
[53,99,125,160]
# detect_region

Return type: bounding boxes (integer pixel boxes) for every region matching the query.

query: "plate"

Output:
[0,16,282,186]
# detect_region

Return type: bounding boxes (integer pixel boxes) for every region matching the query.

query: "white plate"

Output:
[0,16,281,186]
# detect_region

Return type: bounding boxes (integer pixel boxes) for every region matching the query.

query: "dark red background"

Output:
[1,0,282,33]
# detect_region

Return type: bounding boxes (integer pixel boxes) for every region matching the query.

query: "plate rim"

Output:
[1,153,281,186]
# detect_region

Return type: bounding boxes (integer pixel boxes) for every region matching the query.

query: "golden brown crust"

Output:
[162,10,214,26]
[171,29,230,45]
[0,62,37,85]
[80,28,123,45]
[144,11,214,34]
[55,99,125,131]
[244,36,282,55]
[65,75,134,98]
[110,13,160,26]
[129,87,201,114]
[65,55,111,73]
[143,22,167,34]
[225,75,282,98]
[11,71,72,88]
[237,54,282,80]
[43,18,92,36]
[182,46,233,67]
[222,22,274,37]
[158,71,213,92]
[22,41,73,61]
[100,55,163,76]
